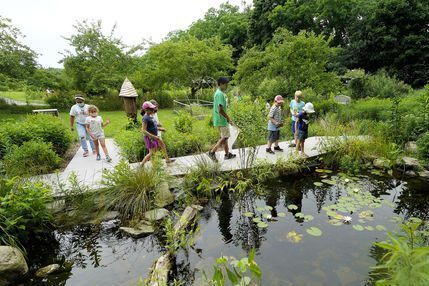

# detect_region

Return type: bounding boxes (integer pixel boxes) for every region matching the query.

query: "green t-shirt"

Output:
[213,88,228,127]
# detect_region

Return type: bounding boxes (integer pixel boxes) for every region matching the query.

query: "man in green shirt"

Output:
[208,77,236,161]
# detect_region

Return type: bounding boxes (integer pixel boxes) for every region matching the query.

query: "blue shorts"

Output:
[291,120,297,134]
[297,130,308,141]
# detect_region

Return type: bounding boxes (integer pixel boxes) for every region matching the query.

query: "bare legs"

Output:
[140,139,174,167]
[210,137,229,154]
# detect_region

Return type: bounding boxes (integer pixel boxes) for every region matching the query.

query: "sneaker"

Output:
[288,143,296,147]
[166,158,176,164]
[224,153,237,160]
[105,155,111,162]
[266,148,275,154]
[274,146,284,152]
[83,151,89,157]
[96,154,101,161]
[208,151,218,162]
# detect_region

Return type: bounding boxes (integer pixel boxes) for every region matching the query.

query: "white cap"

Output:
[75,95,85,101]
[303,102,315,113]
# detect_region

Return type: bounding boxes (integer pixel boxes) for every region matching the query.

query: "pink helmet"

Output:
[142,101,156,110]
[274,95,284,103]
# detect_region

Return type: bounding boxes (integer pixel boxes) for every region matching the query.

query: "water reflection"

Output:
[217,191,233,243]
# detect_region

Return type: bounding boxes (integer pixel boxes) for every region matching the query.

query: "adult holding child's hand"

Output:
[69,95,95,157]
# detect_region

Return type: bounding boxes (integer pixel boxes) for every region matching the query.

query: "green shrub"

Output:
[87,89,124,111]
[174,111,193,133]
[3,140,62,177]
[417,132,429,164]
[349,71,411,99]
[140,90,173,108]
[45,91,75,110]
[115,129,146,163]
[0,177,53,248]
[0,114,72,156]
[164,131,203,157]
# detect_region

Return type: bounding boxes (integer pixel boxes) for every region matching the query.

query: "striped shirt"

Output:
[267,105,282,131]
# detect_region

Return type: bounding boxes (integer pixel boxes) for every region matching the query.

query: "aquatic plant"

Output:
[203,249,262,286]
[162,214,199,254]
[370,218,429,286]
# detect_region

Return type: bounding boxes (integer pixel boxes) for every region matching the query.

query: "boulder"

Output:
[404,170,418,177]
[120,221,155,239]
[373,158,390,169]
[0,246,28,285]
[405,141,418,153]
[144,208,169,221]
[418,170,429,180]
[155,183,175,208]
[35,264,61,278]
[334,95,352,105]
[396,156,422,171]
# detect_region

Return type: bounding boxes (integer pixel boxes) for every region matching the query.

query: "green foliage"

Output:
[235,29,341,98]
[371,218,429,286]
[417,132,429,164]
[140,90,174,109]
[348,71,411,99]
[44,91,75,110]
[346,0,429,87]
[0,16,38,80]
[134,36,233,91]
[3,139,62,177]
[101,158,169,222]
[0,114,72,156]
[162,215,198,254]
[174,111,193,133]
[163,127,217,158]
[62,20,141,95]
[0,177,53,249]
[203,249,262,286]
[115,129,146,163]
[86,90,124,111]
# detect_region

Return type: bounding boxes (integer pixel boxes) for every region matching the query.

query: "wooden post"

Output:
[119,77,138,124]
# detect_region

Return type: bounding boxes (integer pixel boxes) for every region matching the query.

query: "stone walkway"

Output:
[37,136,355,197]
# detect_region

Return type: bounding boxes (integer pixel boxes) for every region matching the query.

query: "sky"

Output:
[2,0,250,68]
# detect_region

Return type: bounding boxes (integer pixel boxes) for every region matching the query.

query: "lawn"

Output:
[0,91,46,104]
[0,108,209,138]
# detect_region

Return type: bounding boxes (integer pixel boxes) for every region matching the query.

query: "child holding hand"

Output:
[85,105,112,162]
[296,102,315,156]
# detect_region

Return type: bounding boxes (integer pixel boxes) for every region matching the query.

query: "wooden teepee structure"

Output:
[119,77,138,123]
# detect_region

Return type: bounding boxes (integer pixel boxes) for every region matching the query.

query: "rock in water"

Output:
[155,183,175,208]
[373,158,390,169]
[0,246,28,285]
[35,264,61,278]
[144,208,169,221]
[396,156,422,171]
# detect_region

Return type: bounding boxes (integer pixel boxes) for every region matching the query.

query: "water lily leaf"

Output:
[321,175,328,178]
[256,207,265,212]
[359,210,374,219]
[353,224,364,231]
[358,219,366,224]
[286,231,302,243]
[328,219,343,226]
[313,182,323,187]
[262,213,271,219]
[257,222,268,228]
[265,206,273,211]
[306,227,322,236]
[375,225,387,231]
[244,212,254,217]
[326,210,337,217]
[365,226,374,231]
[321,179,336,185]
[288,204,298,210]
[252,217,261,223]
[277,212,286,217]
[390,216,403,223]
[304,215,314,222]
[295,212,305,218]
[333,214,344,220]
[316,169,333,173]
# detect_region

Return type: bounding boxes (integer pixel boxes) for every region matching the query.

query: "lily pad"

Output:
[358,219,366,224]
[295,212,305,218]
[304,215,314,222]
[262,213,271,219]
[375,225,387,231]
[306,227,323,236]
[313,182,324,187]
[321,175,329,178]
[365,226,374,231]
[256,207,265,212]
[286,231,302,243]
[321,179,337,185]
[277,212,286,218]
[265,206,273,211]
[352,224,364,231]
[252,217,261,223]
[244,212,254,218]
[316,169,333,173]
[328,219,343,226]
[288,204,298,210]
[257,222,268,228]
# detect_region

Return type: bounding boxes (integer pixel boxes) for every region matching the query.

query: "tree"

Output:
[235,29,341,98]
[187,3,250,60]
[134,36,233,93]
[346,0,429,87]
[62,20,141,95]
[0,16,38,80]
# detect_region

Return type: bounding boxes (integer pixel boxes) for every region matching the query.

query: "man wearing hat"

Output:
[208,77,236,161]
[70,95,95,157]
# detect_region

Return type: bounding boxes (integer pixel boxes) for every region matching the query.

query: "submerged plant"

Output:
[370,218,429,286]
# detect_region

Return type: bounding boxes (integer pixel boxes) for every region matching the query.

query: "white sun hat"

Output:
[303,102,315,113]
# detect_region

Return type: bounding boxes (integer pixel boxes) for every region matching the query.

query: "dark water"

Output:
[26,174,429,286]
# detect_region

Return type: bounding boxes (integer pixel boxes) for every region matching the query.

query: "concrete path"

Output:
[35,136,355,197]
[1,96,48,106]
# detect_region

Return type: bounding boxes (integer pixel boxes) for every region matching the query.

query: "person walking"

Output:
[289,90,305,147]
[266,95,284,154]
[208,77,236,162]
[69,95,95,157]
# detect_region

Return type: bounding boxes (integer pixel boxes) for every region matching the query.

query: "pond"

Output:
[26,172,428,286]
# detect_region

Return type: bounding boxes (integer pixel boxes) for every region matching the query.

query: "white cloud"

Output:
[2,0,249,68]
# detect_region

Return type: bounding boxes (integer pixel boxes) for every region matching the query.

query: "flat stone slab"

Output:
[144,208,169,221]
[120,223,155,238]
[35,264,61,277]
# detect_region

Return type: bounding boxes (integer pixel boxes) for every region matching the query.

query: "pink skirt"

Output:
[144,136,159,150]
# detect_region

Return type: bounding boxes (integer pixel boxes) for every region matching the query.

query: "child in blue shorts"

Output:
[296,102,315,156]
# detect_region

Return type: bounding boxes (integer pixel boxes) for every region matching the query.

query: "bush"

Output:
[349,71,411,99]
[164,131,204,157]
[115,129,146,163]
[45,91,75,110]
[140,90,173,108]
[0,114,72,156]
[0,177,53,248]
[87,89,123,111]
[417,132,429,164]
[3,140,62,177]
[174,111,193,133]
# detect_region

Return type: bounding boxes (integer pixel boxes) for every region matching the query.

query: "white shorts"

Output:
[93,132,105,139]
[219,126,230,139]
